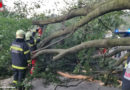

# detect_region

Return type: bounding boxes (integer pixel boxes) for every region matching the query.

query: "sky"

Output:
[3,0,78,17]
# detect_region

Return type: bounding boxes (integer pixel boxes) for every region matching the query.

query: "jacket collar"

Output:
[16,38,24,42]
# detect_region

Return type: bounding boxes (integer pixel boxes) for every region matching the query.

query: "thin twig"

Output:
[98,18,113,30]
[34,30,75,53]
[104,52,130,85]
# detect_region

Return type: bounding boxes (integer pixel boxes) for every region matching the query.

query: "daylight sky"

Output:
[3,0,77,17]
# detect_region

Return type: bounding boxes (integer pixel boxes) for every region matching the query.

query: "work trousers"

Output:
[122,68,130,90]
[122,81,130,90]
[13,69,26,83]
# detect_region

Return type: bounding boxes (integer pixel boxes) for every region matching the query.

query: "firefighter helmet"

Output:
[16,29,25,39]
[25,31,32,40]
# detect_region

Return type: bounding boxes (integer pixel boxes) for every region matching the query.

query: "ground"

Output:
[0,77,121,90]
[31,78,121,90]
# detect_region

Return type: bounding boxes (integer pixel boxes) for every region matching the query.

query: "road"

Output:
[0,77,121,90]
[32,78,121,90]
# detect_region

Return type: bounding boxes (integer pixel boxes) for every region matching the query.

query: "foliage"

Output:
[33,11,126,86]
[0,0,128,87]
[0,12,32,77]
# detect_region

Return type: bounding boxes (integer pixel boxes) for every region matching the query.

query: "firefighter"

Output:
[10,30,31,89]
[25,28,41,74]
[25,29,42,53]
[114,29,130,90]
[122,56,130,90]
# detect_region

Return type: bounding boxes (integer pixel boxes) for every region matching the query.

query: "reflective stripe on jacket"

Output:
[10,39,31,69]
[26,36,40,52]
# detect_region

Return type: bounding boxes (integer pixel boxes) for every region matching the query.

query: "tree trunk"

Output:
[32,0,111,25]
[33,37,130,60]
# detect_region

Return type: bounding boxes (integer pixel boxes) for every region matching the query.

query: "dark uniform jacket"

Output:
[10,39,31,70]
[26,31,40,52]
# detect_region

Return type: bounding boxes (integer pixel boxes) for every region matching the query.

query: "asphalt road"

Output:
[32,79,121,90]
[0,77,121,90]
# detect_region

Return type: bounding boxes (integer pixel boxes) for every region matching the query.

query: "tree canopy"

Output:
[1,0,130,87]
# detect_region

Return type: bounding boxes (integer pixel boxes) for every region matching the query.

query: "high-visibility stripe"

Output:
[10,46,23,51]
[24,50,30,54]
[27,60,31,64]
[13,80,17,84]
[34,39,37,44]
[12,65,26,70]
[125,63,128,69]
[27,39,37,47]
[28,43,34,47]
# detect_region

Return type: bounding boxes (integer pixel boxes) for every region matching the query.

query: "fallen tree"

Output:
[104,52,129,85]
[32,0,111,25]
[57,71,90,80]
[33,37,130,60]
[31,0,130,86]
[38,0,130,47]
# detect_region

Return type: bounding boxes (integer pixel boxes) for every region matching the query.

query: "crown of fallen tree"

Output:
[32,0,130,60]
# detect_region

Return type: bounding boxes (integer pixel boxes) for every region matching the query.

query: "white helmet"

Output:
[25,31,32,40]
[32,29,37,32]
[105,30,112,38]
[16,29,25,39]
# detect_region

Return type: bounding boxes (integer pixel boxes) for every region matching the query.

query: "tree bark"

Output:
[57,71,104,85]
[32,0,111,25]
[57,71,89,79]
[39,0,130,47]
[33,37,130,60]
